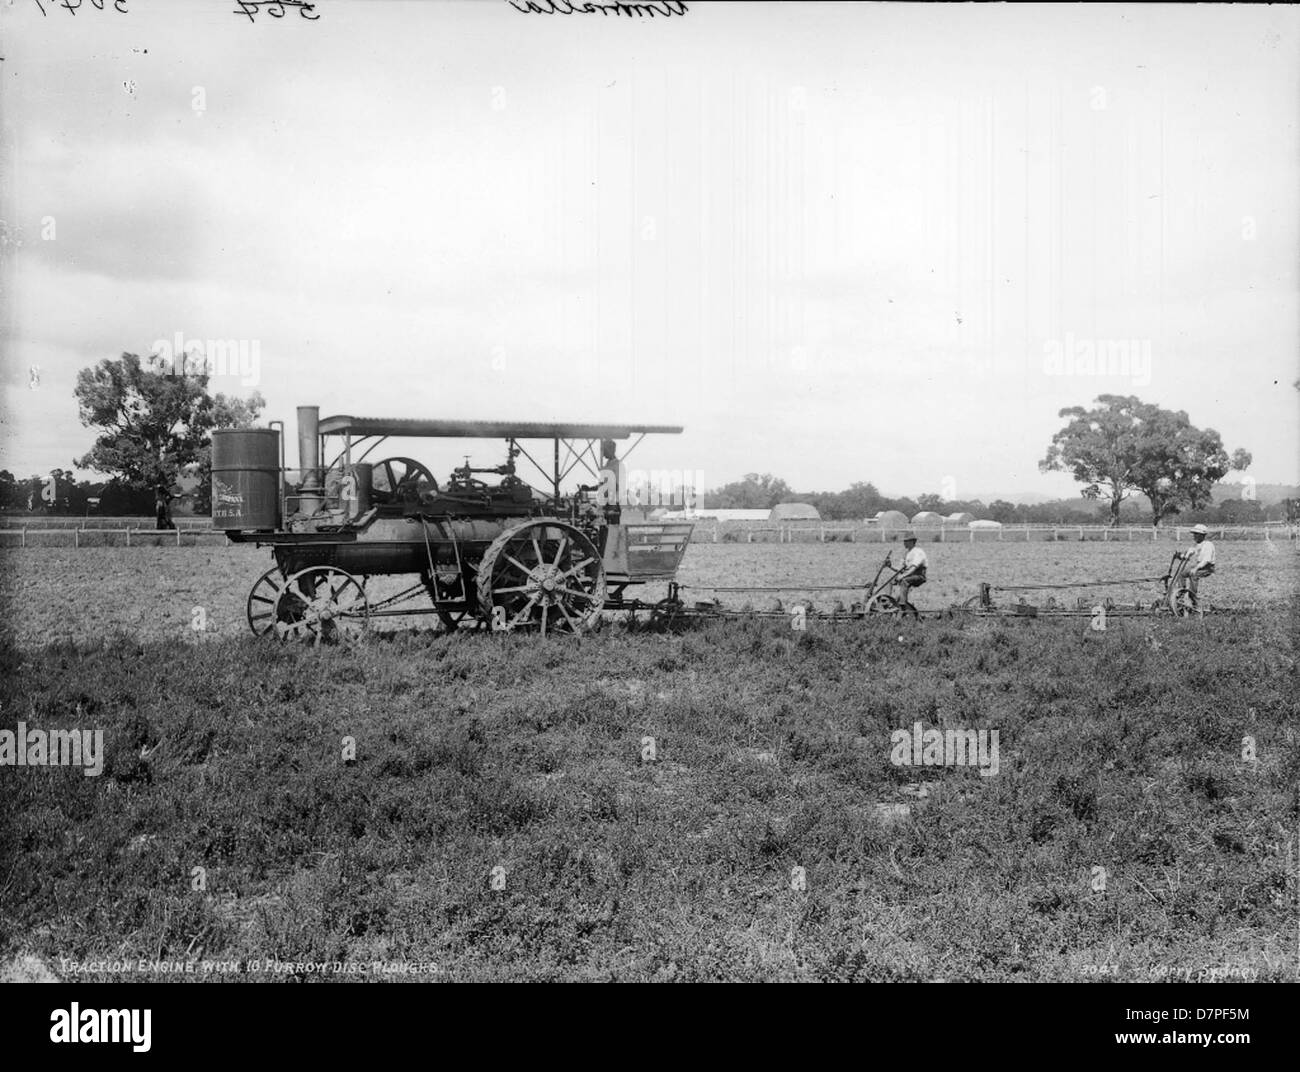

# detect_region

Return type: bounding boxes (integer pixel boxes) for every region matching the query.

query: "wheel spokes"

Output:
[508,594,541,629]
[273,567,369,643]
[558,556,595,581]
[248,568,290,636]
[479,521,605,635]
[556,601,580,632]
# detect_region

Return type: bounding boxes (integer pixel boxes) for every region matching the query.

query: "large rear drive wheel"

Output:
[476,520,605,635]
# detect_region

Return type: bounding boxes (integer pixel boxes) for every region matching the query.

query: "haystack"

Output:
[769,502,820,521]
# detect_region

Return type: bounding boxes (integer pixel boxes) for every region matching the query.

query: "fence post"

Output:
[997,527,1002,541]
[126,527,131,547]
[819,525,825,543]
[969,527,974,543]
[21,528,25,548]
[176,527,181,547]
[74,527,79,549]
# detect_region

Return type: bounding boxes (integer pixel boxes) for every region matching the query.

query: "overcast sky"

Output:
[1,1,1296,500]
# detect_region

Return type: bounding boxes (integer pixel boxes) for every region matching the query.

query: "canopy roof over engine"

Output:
[319,416,683,439]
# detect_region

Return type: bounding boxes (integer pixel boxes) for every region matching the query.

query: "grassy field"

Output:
[0,542,1296,981]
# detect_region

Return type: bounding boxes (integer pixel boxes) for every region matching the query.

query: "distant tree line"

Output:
[0,469,158,516]
[703,395,1267,528]
[700,472,1291,525]
[1,351,264,519]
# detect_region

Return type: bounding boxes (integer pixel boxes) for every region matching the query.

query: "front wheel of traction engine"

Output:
[247,566,288,637]
[476,520,606,635]
[273,566,370,644]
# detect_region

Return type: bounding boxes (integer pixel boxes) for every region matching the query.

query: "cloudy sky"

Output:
[1,1,1296,500]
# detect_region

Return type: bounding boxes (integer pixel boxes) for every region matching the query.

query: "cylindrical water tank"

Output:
[211,428,281,530]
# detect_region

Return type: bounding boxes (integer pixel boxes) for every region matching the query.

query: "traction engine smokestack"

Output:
[297,405,322,516]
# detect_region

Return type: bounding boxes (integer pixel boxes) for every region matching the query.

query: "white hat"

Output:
[1190,524,1208,535]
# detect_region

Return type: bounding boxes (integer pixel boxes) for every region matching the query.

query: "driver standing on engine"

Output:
[596,438,622,522]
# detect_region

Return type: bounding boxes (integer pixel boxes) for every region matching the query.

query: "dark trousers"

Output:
[897,573,925,610]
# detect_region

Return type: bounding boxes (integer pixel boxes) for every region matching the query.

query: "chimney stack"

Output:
[297,405,322,515]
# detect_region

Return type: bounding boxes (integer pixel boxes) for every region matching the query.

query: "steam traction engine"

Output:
[212,407,693,640]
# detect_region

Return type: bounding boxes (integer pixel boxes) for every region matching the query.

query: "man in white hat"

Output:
[1179,523,1216,599]
[895,531,928,617]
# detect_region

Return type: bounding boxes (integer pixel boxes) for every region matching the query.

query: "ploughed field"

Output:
[0,540,1292,647]
[0,541,1296,981]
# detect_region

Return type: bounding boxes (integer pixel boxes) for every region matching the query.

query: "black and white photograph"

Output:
[0,0,1296,1018]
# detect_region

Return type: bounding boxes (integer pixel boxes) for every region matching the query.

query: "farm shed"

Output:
[873,509,910,529]
[910,511,945,526]
[769,502,821,521]
[946,511,976,524]
[659,508,771,522]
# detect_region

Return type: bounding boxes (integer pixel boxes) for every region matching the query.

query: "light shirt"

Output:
[903,547,928,571]
[1190,539,1215,570]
